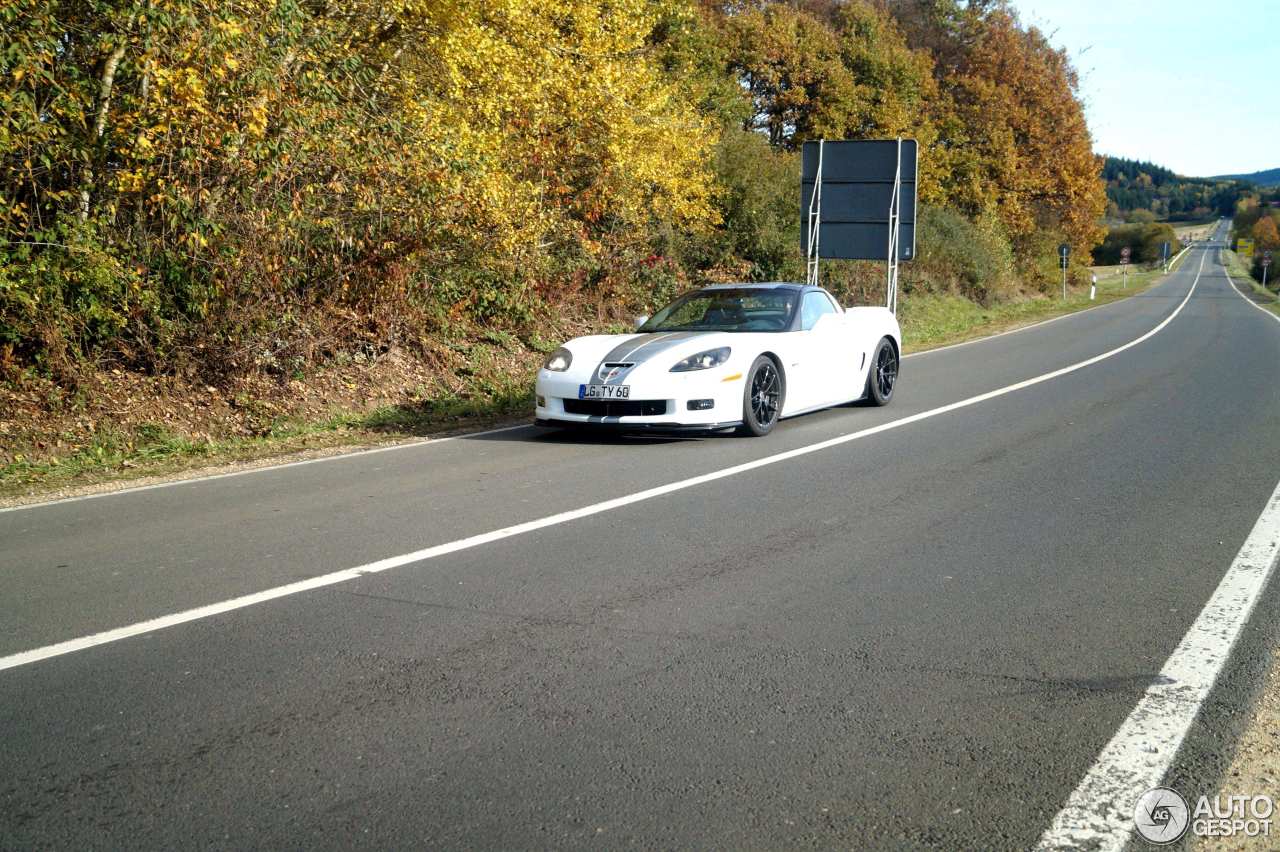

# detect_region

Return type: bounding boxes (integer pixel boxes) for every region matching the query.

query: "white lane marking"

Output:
[1038,248,1280,850]
[1222,250,1280,326]
[4,250,1199,516]
[0,254,1209,673]
[1037,476,1280,850]
[904,245,1194,360]
[0,423,532,515]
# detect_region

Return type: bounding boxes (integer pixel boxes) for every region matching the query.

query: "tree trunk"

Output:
[79,42,128,222]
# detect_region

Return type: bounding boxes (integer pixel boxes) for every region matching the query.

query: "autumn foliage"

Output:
[1233,196,1280,284]
[1,0,1106,382]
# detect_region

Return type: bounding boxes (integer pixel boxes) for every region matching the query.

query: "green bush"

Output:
[905,207,1016,303]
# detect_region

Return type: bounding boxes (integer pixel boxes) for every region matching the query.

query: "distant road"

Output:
[4,222,1280,849]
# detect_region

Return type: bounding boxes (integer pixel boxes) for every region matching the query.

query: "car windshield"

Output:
[639,288,798,333]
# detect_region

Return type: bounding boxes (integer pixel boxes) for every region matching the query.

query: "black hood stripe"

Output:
[594,332,707,384]
[602,332,703,364]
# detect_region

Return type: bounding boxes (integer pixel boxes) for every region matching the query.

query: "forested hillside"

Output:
[1,0,1105,383]
[1103,156,1244,221]
[1215,167,1280,188]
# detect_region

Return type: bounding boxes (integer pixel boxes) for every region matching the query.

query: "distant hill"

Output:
[1104,156,1245,220]
[1210,167,1280,187]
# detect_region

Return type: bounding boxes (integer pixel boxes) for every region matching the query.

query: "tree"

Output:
[941,10,1105,257]
[1253,215,1280,251]
[724,4,859,149]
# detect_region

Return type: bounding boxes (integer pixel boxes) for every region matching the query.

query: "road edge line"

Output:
[1036,246,1280,850]
[1221,249,1280,326]
[904,245,1191,361]
[1036,476,1280,850]
[0,423,532,515]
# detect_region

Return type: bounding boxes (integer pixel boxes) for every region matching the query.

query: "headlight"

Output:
[670,347,731,372]
[543,347,572,372]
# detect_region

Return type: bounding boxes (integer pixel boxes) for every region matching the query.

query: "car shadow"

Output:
[463,423,703,445]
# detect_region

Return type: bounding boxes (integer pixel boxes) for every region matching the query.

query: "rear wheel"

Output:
[864,337,898,406]
[739,355,784,436]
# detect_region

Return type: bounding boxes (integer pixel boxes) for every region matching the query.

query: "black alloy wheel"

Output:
[740,355,783,436]
[865,337,898,406]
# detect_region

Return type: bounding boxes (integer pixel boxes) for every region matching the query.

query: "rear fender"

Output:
[843,306,901,358]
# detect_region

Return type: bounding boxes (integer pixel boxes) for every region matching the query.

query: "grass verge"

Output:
[1,372,533,504]
[1222,250,1280,317]
[901,253,1181,351]
[0,255,1186,504]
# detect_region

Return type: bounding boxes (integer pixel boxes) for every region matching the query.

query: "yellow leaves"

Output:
[113,169,146,193]
[246,103,268,138]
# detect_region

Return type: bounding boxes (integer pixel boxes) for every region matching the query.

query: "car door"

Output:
[786,291,854,411]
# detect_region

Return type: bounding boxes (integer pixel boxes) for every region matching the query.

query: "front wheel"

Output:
[738,355,784,436]
[864,337,898,406]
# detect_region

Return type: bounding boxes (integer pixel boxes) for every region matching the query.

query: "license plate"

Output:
[579,384,630,400]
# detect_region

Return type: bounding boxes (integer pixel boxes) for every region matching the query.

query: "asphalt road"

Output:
[3,222,1280,849]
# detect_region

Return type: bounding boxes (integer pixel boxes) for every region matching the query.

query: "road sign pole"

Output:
[886,137,903,314]
[805,140,824,287]
[1062,265,1067,300]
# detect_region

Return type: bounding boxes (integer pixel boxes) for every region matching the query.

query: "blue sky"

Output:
[1013,0,1277,177]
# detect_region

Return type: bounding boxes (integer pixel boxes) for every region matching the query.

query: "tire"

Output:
[738,355,784,436]
[864,337,898,406]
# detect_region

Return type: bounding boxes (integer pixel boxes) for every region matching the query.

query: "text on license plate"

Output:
[579,384,630,400]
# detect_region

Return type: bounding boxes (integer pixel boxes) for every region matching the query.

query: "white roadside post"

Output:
[1090,273,1097,300]
[1059,243,1070,299]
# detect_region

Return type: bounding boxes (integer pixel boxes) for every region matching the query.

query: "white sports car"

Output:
[534,283,901,436]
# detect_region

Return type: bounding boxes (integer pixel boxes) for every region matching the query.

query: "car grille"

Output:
[562,399,668,417]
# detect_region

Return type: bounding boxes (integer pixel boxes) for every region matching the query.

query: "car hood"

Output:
[562,331,732,379]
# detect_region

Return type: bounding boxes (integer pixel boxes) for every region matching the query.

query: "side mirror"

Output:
[634,315,649,330]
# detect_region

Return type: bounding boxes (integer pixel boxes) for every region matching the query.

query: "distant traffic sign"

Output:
[1238,238,1255,258]
[1120,246,1131,264]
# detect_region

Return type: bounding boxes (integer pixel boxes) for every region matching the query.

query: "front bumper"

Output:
[534,417,742,433]
[534,368,744,431]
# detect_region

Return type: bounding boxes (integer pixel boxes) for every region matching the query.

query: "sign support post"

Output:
[805,140,824,287]
[886,138,903,314]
